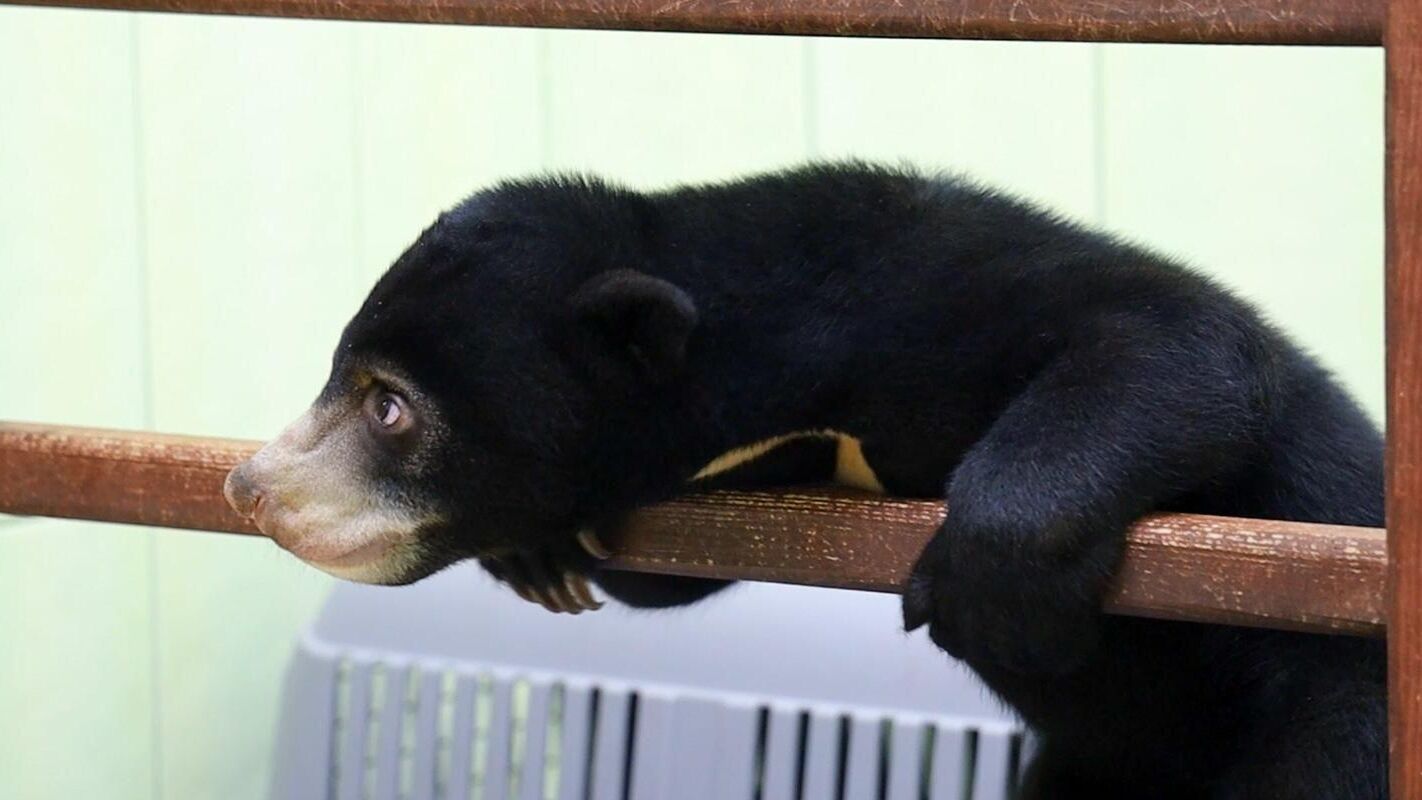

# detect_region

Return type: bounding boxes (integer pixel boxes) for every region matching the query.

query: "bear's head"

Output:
[222,179,698,585]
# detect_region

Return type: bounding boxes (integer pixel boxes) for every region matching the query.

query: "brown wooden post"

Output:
[1388,0,1422,793]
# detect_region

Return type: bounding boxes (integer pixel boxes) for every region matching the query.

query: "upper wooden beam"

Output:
[0,422,1386,636]
[0,0,1384,45]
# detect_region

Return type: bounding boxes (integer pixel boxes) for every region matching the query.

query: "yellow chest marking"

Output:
[691,430,886,494]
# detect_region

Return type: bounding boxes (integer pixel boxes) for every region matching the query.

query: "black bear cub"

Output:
[225,163,1386,798]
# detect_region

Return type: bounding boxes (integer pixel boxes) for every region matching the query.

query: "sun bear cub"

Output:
[225,164,1386,798]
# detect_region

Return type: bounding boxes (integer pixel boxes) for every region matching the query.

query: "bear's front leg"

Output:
[902,506,1117,675]
[902,324,1265,675]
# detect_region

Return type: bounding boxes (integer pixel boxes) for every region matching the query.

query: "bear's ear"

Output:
[569,269,698,379]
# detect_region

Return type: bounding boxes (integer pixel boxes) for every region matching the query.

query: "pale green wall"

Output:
[0,8,1383,798]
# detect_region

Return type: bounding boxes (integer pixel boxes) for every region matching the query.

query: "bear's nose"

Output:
[223,462,263,520]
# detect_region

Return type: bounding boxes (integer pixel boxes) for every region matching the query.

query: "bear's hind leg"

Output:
[1214,687,1386,800]
[1018,744,1141,800]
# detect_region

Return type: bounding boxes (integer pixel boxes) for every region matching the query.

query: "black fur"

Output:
[339,163,1386,798]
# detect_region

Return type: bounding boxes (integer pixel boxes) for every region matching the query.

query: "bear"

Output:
[223,163,1387,799]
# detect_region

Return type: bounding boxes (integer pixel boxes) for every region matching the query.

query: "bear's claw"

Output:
[483,550,604,614]
[577,528,613,560]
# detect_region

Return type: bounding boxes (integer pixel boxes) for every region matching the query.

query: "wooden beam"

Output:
[614,491,1386,637]
[1387,0,1422,792]
[0,424,262,535]
[0,422,1386,636]
[0,0,1383,45]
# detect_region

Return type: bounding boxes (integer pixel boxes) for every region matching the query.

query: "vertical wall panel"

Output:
[353,25,545,284]
[543,31,810,187]
[811,39,1100,222]
[0,8,156,799]
[134,15,360,798]
[137,16,363,437]
[0,8,149,426]
[0,521,157,799]
[1100,45,1385,420]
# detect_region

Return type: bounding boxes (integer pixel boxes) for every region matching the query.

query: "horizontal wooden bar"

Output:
[0,0,1383,45]
[0,422,1386,635]
[613,491,1387,636]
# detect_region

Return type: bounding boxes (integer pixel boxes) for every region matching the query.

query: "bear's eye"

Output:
[378,396,401,426]
[365,389,412,434]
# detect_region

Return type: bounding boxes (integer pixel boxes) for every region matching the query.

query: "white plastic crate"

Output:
[270,564,1024,800]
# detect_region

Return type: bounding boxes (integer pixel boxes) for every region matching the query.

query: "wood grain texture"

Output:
[0,0,1383,45]
[610,490,1386,636]
[1387,0,1422,792]
[0,422,1386,636]
[0,423,262,535]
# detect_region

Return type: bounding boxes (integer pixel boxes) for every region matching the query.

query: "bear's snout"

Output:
[224,461,264,521]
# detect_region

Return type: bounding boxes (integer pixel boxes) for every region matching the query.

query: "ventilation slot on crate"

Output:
[305,653,1020,800]
[743,707,1019,800]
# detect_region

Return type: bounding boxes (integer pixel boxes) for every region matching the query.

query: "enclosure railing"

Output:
[0,0,1415,794]
[0,422,1389,637]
